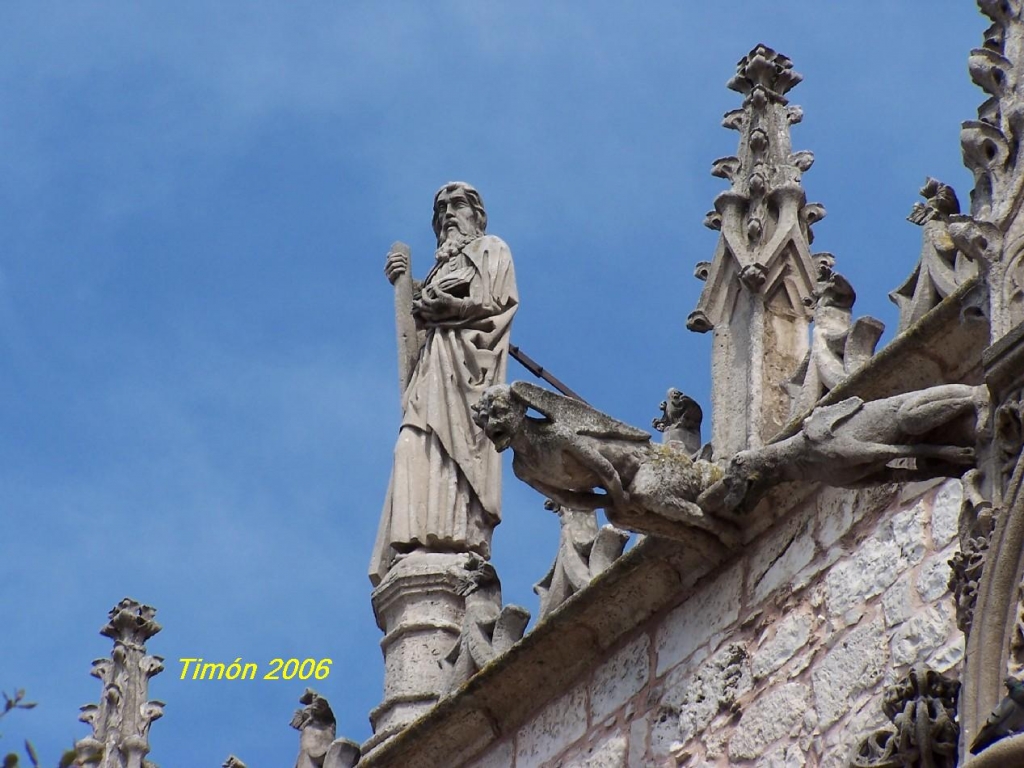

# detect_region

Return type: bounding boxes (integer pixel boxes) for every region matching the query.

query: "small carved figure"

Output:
[891,178,976,334]
[441,557,530,695]
[473,381,734,545]
[533,500,630,620]
[971,676,1024,754]
[291,688,337,768]
[652,389,704,456]
[702,384,983,513]
[784,258,883,418]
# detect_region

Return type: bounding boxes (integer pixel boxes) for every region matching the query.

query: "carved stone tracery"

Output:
[850,666,960,768]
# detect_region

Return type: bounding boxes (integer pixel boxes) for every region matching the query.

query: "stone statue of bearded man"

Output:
[370,182,518,585]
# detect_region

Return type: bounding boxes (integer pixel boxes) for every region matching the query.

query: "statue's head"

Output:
[472,385,524,452]
[432,181,487,245]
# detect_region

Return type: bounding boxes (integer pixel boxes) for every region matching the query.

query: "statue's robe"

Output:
[370,235,518,585]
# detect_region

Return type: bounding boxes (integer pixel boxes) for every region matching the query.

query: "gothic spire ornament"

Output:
[74,598,164,768]
[689,45,829,454]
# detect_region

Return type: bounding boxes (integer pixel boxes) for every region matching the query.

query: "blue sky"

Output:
[1,3,987,765]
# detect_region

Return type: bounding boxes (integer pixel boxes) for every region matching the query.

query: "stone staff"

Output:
[389,241,418,396]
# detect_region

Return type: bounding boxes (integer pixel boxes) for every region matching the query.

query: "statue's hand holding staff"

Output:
[385,247,410,285]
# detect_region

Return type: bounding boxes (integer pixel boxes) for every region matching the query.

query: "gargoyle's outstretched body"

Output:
[473,382,732,546]
[700,383,983,513]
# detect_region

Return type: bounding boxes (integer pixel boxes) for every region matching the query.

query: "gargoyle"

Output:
[701,383,983,513]
[652,388,705,456]
[473,381,734,546]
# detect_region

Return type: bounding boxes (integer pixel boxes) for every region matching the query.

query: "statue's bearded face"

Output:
[434,187,482,244]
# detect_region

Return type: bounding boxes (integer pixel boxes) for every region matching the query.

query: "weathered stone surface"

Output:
[891,602,953,666]
[652,388,703,456]
[564,735,628,768]
[627,716,648,768]
[931,479,962,548]
[465,741,513,768]
[816,489,854,548]
[647,706,680,761]
[655,564,743,675]
[825,539,901,623]
[926,635,965,673]
[324,739,361,768]
[751,519,817,603]
[898,476,947,504]
[729,682,811,759]
[850,665,960,768]
[752,609,814,680]
[590,634,651,722]
[812,617,888,727]
[515,685,587,767]
[821,699,888,768]
[754,744,807,768]
[881,574,914,627]
[917,548,954,602]
[661,643,752,748]
[891,499,927,566]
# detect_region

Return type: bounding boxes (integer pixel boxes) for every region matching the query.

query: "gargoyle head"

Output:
[472,385,526,452]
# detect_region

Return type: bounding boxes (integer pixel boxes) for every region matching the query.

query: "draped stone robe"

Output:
[370,235,518,585]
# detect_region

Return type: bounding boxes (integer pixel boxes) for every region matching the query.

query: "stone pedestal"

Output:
[364,551,477,752]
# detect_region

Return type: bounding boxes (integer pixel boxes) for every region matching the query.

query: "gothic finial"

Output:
[689,46,824,453]
[726,44,803,100]
[75,598,164,768]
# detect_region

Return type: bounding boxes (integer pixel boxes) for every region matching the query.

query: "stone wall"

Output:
[463,478,964,768]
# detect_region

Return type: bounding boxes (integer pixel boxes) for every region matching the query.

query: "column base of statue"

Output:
[365,550,477,753]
